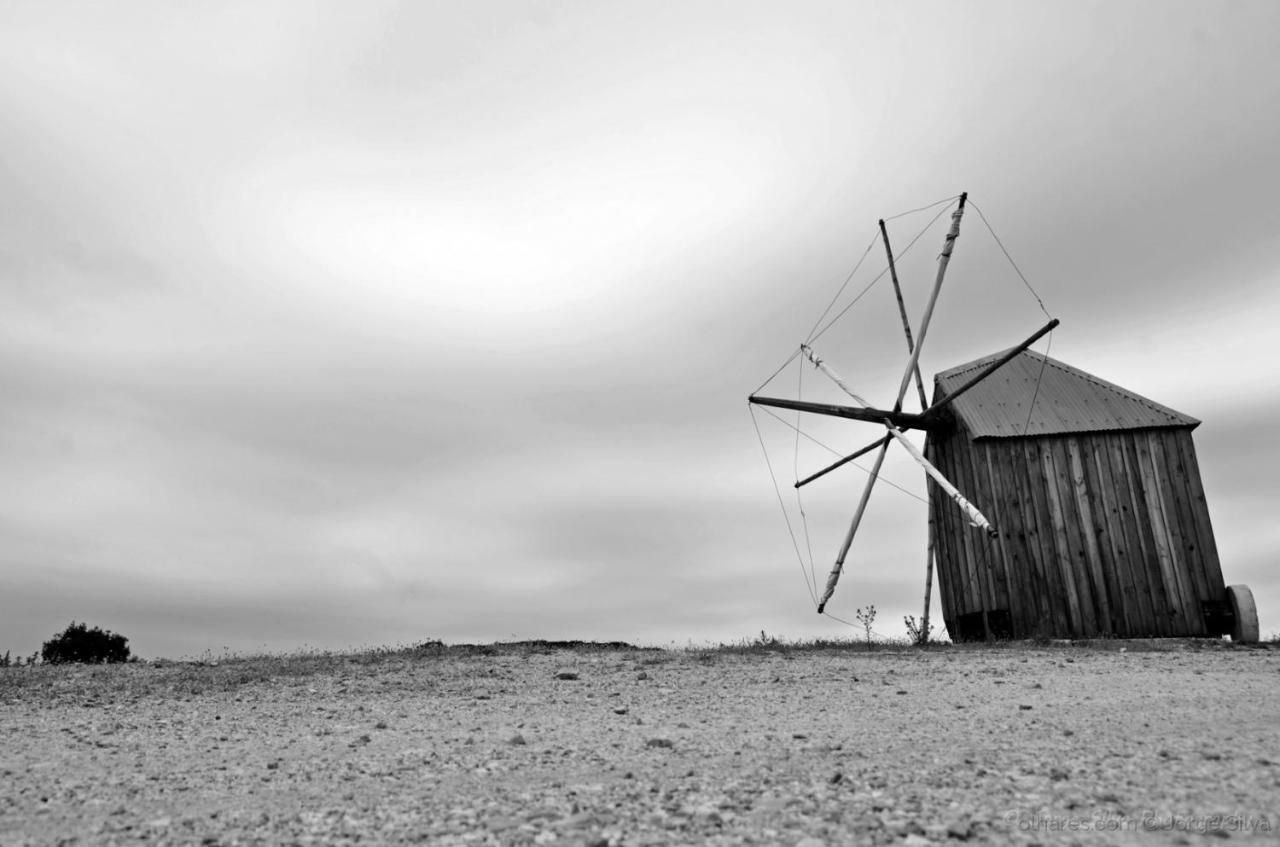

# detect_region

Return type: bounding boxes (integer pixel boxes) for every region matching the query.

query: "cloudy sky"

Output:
[3,1,1278,658]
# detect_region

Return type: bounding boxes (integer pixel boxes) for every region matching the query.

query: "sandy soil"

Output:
[2,641,1277,846]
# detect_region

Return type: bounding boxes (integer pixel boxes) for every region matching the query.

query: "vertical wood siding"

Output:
[927,426,1224,639]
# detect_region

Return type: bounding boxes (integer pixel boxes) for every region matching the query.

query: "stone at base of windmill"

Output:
[1225,584,1259,643]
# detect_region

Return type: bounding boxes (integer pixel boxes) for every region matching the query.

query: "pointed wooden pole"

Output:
[795,434,892,489]
[921,318,1060,420]
[921,512,936,644]
[880,219,930,412]
[893,193,966,408]
[817,193,968,613]
[802,343,995,534]
[748,395,926,431]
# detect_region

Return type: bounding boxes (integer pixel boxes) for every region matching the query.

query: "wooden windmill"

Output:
[748,193,1259,643]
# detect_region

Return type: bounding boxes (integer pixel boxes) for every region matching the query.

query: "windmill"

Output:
[748,193,1259,643]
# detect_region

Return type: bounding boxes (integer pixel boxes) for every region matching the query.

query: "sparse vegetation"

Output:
[854,605,878,646]
[904,614,935,645]
[41,622,131,665]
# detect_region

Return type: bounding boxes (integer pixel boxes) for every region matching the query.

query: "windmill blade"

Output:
[886,428,995,535]
[802,341,997,535]
[815,194,969,613]
[816,437,891,613]
[747,395,926,431]
[889,194,967,410]
[920,318,1060,420]
[795,433,892,489]
[801,344,875,407]
[880,218,930,412]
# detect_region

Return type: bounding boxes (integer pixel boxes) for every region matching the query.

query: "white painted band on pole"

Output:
[888,428,994,533]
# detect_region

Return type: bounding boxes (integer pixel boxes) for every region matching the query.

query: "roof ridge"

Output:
[1033,353,1198,424]
[933,348,1199,438]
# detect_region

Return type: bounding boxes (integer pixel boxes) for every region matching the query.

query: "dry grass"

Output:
[2,634,1271,707]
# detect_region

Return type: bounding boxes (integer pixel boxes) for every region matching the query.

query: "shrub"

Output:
[904,614,935,645]
[854,605,877,646]
[41,621,131,664]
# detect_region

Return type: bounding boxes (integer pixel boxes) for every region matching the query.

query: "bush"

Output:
[41,622,131,664]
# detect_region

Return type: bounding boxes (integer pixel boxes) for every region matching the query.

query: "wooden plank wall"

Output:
[928,426,1224,639]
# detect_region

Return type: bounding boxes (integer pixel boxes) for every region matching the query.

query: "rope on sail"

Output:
[808,199,957,344]
[752,193,1055,619]
[753,404,929,505]
[753,194,963,397]
[794,357,818,600]
[750,403,818,607]
[969,199,1053,319]
[966,199,1057,439]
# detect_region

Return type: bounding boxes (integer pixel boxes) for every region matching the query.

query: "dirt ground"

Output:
[2,641,1278,846]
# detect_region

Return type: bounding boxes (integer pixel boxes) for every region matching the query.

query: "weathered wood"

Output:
[977,443,1012,629]
[748,396,927,431]
[879,218,930,413]
[978,442,1018,631]
[1065,437,1116,634]
[1120,435,1174,636]
[1039,440,1091,635]
[996,439,1043,635]
[1133,432,1188,633]
[802,343,995,533]
[1147,431,1205,634]
[795,434,892,489]
[811,196,971,613]
[1011,439,1061,635]
[1106,451,1155,635]
[966,439,1008,619]
[934,432,978,620]
[930,409,1220,640]
[1160,429,1217,613]
[894,194,966,409]
[949,431,986,625]
[890,427,995,535]
[922,513,936,642]
[1050,438,1103,635]
[1159,430,1211,607]
[1086,435,1140,635]
[926,439,960,637]
[1174,431,1226,597]
[817,438,889,613]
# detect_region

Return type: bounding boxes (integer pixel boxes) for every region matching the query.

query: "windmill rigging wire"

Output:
[969,199,1052,319]
[752,194,1054,621]
[750,404,819,607]
[756,195,963,396]
[788,360,819,601]
[1021,331,1053,437]
[751,346,803,397]
[754,405,929,505]
[883,193,962,222]
[808,199,957,344]
[794,358,819,598]
[803,231,881,344]
[965,199,1056,437]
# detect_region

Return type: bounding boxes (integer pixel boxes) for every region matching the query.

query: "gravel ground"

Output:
[2,641,1278,846]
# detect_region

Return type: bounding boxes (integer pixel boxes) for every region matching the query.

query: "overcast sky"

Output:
[3,1,1278,658]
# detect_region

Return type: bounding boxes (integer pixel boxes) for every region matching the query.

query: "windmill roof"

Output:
[934,349,1200,439]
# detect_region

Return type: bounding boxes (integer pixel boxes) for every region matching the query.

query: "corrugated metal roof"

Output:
[934,349,1199,439]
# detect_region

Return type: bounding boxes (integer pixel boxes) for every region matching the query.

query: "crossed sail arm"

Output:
[800,343,995,535]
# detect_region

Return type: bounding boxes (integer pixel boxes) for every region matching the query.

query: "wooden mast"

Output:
[817,193,968,613]
[880,218,930,413]
[883,216,934,639]
[801,344,995,533]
